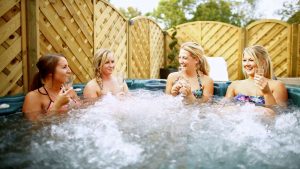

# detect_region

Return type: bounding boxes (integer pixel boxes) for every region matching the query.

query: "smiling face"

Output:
[178,49,198,71]
[101,54,115,76]
[53,57,72,83]
[242,45,273,79]
[242,53,258,77]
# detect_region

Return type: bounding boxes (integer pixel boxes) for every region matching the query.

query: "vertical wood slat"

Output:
[21,0,28,92]
[26,0,39,90]
[291,24,299,77]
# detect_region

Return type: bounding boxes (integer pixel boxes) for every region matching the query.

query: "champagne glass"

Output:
[255,68,264,96]
[64,75,75,90]
[255,68,264,77]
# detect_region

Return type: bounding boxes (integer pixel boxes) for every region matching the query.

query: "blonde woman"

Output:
[225,45,288,106]
[166,42,214,102]
[83,49,128,99]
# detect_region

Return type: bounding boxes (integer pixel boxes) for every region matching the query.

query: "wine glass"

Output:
[255,68,264,96]
[255,68,264,77]
[64,75,75,90]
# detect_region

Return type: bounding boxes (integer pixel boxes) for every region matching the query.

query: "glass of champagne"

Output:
[64,75,75,90]
[255,67,264,96]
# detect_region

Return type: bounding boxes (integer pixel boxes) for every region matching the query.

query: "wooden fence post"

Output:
[26,0,39,90]
[291,24,299,77]
[21,0,28,92]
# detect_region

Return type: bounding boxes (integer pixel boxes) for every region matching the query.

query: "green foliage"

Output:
[192,0,240,26]
[147,0,196,29]
[148,0,258,28]
[276,0,300,24]
[287,11,300,24]
[119,7,142,19]
[166,28,180,68]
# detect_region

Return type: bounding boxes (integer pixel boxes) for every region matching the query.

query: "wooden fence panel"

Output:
[246,20,291,77]
[129,17,150,79]
[94,0,128,75]
[0,0,26,96]
[149,19,165,78]
[166,21,243,80]
[38,0,93,83]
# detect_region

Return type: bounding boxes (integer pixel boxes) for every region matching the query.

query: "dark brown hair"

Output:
[31,53,65,91]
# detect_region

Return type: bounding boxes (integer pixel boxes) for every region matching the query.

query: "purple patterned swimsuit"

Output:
[234,93,265,105]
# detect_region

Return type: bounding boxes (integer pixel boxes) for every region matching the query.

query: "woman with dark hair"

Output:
[83,49,128,99]
[22,54,78,120]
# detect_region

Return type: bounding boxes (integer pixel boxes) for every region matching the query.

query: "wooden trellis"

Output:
[0,0,26,96]
[38,0,94,83]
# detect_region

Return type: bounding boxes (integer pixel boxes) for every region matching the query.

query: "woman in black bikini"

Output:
[165,42,214,103]
[22,54,78,121]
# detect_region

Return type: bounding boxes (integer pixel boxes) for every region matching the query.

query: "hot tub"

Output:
[0,80,300,168]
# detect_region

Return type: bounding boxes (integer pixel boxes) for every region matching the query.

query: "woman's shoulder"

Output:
[268,79,286,89]
[84,79,100,90]
[24,89,45,102]
[201,75,214,85]
[228,80,245,87]
[167,72,180,80]
[85,79,98,87]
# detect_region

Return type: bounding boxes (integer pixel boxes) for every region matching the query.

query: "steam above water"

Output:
[1,90,300,169]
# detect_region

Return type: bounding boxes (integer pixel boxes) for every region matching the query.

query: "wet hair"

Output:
[31,53,65,91]
[93,49,114,89]
[180,42,210,76]
[242,45,273,79]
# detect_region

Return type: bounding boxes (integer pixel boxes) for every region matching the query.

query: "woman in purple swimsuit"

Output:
[225,45,288,107]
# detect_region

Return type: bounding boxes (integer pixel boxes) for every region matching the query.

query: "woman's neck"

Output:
[43,81,61,92]
[101,74,112,80]
[184,68,197,77]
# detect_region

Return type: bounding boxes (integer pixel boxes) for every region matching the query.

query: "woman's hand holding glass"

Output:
[254,68,270,95]
[62,75,79,107]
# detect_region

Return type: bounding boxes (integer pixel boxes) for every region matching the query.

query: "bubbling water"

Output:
[1,90,300,169]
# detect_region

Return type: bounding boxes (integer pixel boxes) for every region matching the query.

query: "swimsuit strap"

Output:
[192,71,203,99]
[196,71,203,89]
[43,86,54,110]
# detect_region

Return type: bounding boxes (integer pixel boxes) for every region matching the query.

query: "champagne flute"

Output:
[64,75,75,90]
[255,68,264,96]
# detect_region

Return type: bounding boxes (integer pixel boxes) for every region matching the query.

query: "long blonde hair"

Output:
[180,42,210,75]
[242,45,273,79]
[93,49,114,89]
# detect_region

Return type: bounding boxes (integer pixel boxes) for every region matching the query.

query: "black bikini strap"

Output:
[43,86,54,102]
